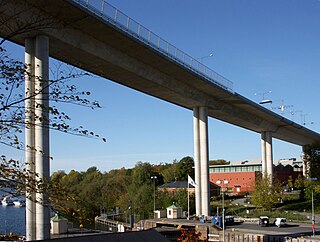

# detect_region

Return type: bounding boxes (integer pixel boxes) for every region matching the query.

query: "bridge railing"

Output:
[73,0,234,93]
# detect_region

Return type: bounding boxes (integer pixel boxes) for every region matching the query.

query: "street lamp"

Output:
[216,179,229,242]
[197,53,214,63]
[312,189,315,237]
[254,91,272,105]
[306,177,317,236]
[128,200,134,230]
[151,175,157,216]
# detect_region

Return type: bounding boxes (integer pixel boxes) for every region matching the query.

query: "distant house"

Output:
[166,203,182,219]
[159,181,220,196]
[51,214,68,235]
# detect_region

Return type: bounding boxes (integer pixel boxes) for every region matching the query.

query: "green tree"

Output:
[160,161,179,182]
[177,156,194,181]
[0,43,104,205]
[294,174,305,190]
[101,168,130,210]
[125,162,154,219]
[209,159,230,166]
[251,176,282,210]
[303,143,320,179]
[287,175,294,190]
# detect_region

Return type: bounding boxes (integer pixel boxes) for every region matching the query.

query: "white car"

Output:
[275,217,287,227]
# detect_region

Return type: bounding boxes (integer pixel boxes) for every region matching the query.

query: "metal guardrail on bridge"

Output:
[71,0,234,93]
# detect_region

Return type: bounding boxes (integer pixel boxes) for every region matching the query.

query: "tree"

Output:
[303,143,320,179]
[160,161,179,182]
[251,176,282,210]
[294,174,306,200]
[0,39,105,228]
[100,168,130,211]
[294,174,305,190]
[287,175,294,190]
[177,156,194,181]
[125,162,154,219]
[209,159,230,166]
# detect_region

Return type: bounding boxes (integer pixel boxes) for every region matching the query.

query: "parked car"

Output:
[259,216,269,227]
[275,217,287,227]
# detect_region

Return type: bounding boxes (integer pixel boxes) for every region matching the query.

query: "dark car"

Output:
[259,216,270,227]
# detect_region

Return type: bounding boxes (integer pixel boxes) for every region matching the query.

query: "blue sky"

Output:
[3,0,320,172]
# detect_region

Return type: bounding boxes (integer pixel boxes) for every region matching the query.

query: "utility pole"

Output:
[216,179,229,242]
[312,189,315,236]
[306,177,317,236]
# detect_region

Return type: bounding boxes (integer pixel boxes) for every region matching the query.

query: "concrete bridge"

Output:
[0,0,320,240]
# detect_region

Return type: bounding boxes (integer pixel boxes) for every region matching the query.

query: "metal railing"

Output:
[72,0,234,93]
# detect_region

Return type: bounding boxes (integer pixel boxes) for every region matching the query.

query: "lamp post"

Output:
[216,179,229,242]
[306,177,317,236]
[254,91,272,105]
[128,200,134,230]
[197,53,213,63]
[151,175,157,216]
[312,189,315,237]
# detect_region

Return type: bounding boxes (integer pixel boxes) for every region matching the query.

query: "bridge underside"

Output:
[0,0,319,146]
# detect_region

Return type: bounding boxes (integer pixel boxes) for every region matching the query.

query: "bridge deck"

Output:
[0,0,319,146]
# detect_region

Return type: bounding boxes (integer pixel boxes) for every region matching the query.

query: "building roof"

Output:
[167,203,181,209]
[51,214,67,222]
[210,161,262,168]
[160,181,220,190]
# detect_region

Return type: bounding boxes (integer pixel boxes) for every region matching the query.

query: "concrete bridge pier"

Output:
[302,146,310,178]
[25,38,36,241]
[25,36,50,241]
[193,107,210,216]
[261,131,273,181]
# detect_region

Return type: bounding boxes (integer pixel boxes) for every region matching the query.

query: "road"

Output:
[227,221,319,238]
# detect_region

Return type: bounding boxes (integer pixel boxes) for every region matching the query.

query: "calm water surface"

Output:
[0,189,25,235]
[0,205,25,235]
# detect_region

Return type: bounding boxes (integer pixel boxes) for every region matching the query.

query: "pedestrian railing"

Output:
[71,0,234,93]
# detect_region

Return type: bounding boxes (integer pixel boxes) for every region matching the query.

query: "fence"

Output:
[71,0,234,93]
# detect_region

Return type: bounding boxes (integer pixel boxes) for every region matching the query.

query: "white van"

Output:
[275,218,287,227]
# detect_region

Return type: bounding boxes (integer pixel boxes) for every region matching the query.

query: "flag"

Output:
[188,175,197,187]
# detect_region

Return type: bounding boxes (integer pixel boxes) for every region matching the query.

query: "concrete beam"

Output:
[1,0,320,147]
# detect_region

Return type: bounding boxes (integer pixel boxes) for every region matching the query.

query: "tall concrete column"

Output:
[193,107,210,216]
[25,38,36,241]
[265,131,273,180]
[261,132,267,178]
[193,107,201,216]
[34,35,50,240]
[199,107,210,216]
[302,146,309,178]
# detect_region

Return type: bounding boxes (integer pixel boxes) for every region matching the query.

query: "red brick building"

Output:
[210,159,303,194]
[209,162,261,194]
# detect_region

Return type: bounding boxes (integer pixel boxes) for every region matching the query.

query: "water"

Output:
[0,189,26,235]
[0,206,25,235]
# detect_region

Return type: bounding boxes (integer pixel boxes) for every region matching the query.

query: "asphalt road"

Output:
[227,221,319,238]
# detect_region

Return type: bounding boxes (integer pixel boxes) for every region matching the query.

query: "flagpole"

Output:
[188,178,190,220]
